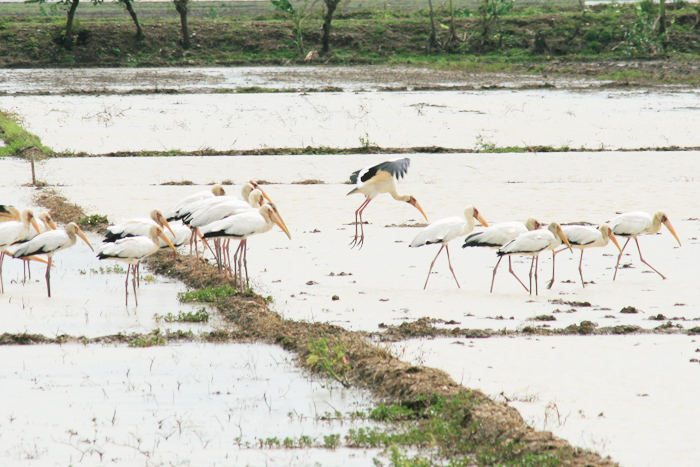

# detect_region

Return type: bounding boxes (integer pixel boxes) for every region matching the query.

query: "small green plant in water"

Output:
[129,330,166,347]
[306,337,351,387]
[77,214,109,228]
[177,285,247,303]
[154,308,209,323]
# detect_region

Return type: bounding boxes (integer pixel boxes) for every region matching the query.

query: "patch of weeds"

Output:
[128,330,166,347]
[370,404,417,422]
[90,264,126,274]
[529,315,556,321]
[306,337,351,387]
[77,214,110,230]
[154,308,209,323]
[620,306,639,314]
[160,180,195,185]
[323,434,341,449]
[178,285,249,303]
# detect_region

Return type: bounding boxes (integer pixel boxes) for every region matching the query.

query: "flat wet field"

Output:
[2,67,700,466]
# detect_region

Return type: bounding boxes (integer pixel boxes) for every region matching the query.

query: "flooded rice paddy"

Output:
[2,66,700,465]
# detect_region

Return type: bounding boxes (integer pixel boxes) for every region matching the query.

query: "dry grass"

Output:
[32,188,85,225]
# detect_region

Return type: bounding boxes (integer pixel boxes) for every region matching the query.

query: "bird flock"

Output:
[0,180,291,305]
[0,157,683,305]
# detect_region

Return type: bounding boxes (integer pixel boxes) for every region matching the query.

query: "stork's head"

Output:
[66,222,94,251]
[600,224,622,253]
[151,209,175,237]
[212,184,226,196]
[525,217,541,231]
[407,196,428,223]
[656,212,681,247]
[550,222,572,252]
[470,206,489,228]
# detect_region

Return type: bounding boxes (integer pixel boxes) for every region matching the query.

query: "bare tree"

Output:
[321,0,342,55]
[173,0,191,49]
[118,0,144,40]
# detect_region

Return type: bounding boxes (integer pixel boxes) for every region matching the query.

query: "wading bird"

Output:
[13,211,59,281]
[608,211,681,280]
[347,157,428,248]
[497,222,572,296]
[0,209,40,293]
[410,206,488,289]
[97,225,178,306]
[462,217,541,293]
[200,203,291,288]
[9,222,93,298]
[103,210,175,243]
[164,184,227,221]
[547,224,622,289]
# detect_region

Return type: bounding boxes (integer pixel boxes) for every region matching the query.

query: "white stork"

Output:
[497,222,572,296]
[547,224,622,289]
[13,211,59,281]
[158,220,193,249]
[9,222,93,298]
[608,211,681,280]
[164,183,227,221]
[97,225,178,306]
[103,209,175,243]
[200,203,291,288]
[409,206,488,289]
[0,209,41,293]
[347,157,428,248]
[185,187,268,267]
[462,217,541,293]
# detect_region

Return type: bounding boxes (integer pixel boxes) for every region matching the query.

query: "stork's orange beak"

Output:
[158,213,176,237]
[663,219,681,247]
[29,215,41,235]
[75,226,94,252]
[270,206,291,240]
[557,225,573,252]
[475,212,489,228]
[608,230,622,254]
[157,229,178,253]
[409,198,428,223]
[250,181,273,203]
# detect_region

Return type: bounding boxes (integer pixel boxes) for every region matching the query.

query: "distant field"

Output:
[0,0,586,19]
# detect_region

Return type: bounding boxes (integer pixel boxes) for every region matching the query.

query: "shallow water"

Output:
[395,335,700,467]
[3,67,700,465]
[2,87,700,153]
[0,343,380,466]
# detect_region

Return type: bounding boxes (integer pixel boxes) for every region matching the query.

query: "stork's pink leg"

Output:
[350,198,371,248]
[423,245,444,289]
[508,257,529,292]
[613,238,631,280]
[45,256,52,298]
[444,245,461,288]
[635,237,666,279]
